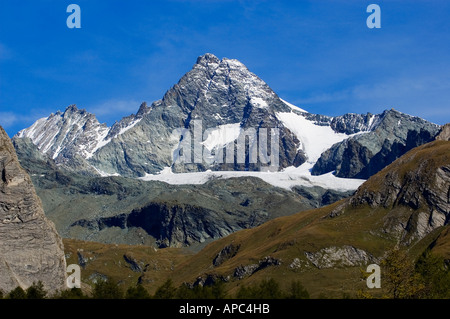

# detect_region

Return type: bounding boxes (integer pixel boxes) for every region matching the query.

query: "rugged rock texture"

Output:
[312,109,440,179]
[0,126,66,293]
[436,123,450,141]
[342,140,450,244]
[213,243,240,267]
[233,256,281,279]
[304,246,377,269]
[123,253,143,272]
[329,112,380,134]
[64,177,319,248]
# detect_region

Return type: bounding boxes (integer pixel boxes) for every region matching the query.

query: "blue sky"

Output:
[1,0,450,137]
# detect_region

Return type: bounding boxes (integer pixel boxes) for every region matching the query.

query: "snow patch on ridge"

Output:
[84,128,111,159]
[85,118,142,159]
[117,118,142,136]
[250,97,268,109]
[91,165,121,177]
[280,98,308,113]
[202,123,242,150]
[276,111,364,163]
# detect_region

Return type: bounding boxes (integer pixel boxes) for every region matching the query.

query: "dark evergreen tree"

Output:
[26,281,47,299]
[415,250,450,298]
[125,284,151,299]
[153,279,177,299]
[92,279,123,299]
[211,281,226,299]
[236,278,284,299]
[7,287,27,299]
[287,280,310,299]
[54,287,87,299]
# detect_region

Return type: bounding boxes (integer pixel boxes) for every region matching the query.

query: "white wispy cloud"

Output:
[0,111,47,131]
[0,112,19,128]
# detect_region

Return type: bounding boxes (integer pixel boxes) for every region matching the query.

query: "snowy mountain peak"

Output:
[136,102,151,118]
[15,101,149,163]
[167,53,284,120]
[16,105,109,161]
[196,53,220,66]
[14,54,440,180]
[64,103,79,114]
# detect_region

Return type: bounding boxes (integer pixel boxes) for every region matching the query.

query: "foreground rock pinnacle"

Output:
[0,126,66,294]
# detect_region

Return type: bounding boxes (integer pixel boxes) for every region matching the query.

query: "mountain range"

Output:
[2,53,449,298]
[15,53,440,180]
[12,53,444,249]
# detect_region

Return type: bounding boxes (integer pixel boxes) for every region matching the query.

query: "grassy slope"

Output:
[63,238,193,295]
[170,203,396,298]
[63,140,450,298]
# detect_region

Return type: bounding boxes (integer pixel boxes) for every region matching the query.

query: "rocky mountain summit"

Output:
[0,126,66,293]
[15,53,441,181]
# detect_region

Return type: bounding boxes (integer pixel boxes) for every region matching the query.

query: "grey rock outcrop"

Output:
[0,126,66,294]
[436,123,450,141]
[123,254,143,272]
[213,243,240,267]
[329,112,381,134]
[233,256,281,279]
[304,246,377,269]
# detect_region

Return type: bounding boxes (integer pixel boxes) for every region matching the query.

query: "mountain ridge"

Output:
[0,126,67,293]
[15,53,440,183]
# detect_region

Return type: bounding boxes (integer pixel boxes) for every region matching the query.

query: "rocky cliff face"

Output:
[312,109,440,179]
[339,138,450,244]
[436,123,450,141]
[39,173,323,248]
[0,127,66,293]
